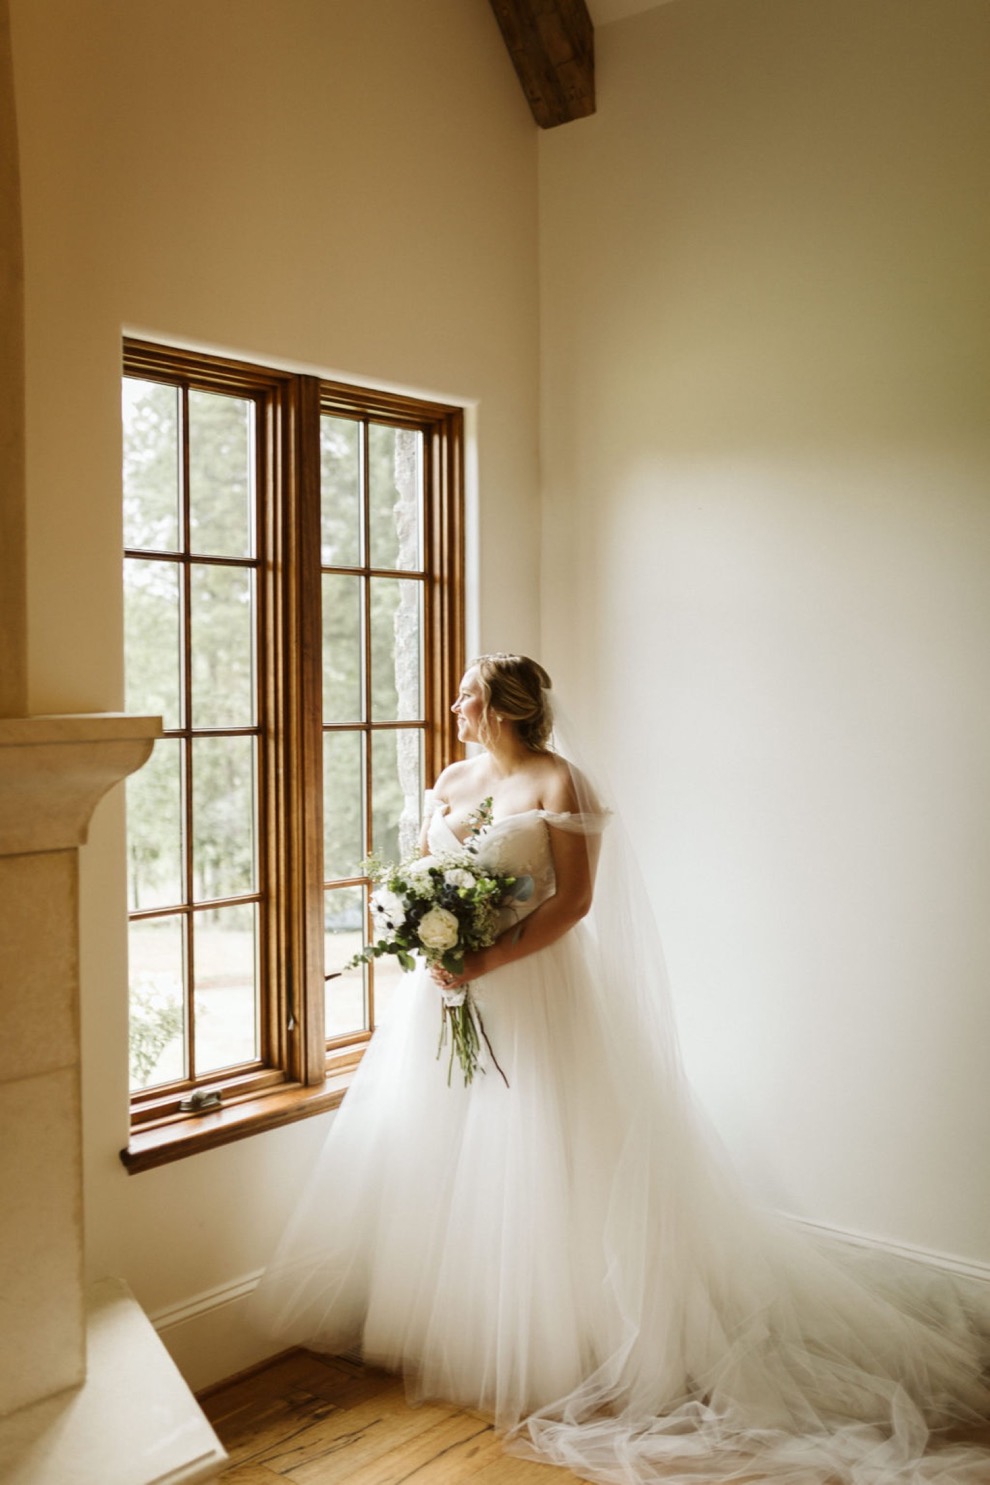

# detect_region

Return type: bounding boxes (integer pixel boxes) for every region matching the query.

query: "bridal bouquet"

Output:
[344,806,524,1086]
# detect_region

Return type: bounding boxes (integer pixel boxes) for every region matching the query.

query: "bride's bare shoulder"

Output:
[432,756,484,803]
[540,753,600,814]
[538,753,580,811]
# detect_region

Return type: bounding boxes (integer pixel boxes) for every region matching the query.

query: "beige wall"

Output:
[10,0,540,1387]
[540,0,990,1264]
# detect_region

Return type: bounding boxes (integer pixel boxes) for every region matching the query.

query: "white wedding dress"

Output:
[253,793,990,1484]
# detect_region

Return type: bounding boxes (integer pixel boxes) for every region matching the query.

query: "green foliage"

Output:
[129,981,184,1090]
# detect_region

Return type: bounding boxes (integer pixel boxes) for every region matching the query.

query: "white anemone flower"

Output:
[371,887,406,932]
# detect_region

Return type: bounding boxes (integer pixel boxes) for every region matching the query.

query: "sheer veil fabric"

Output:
[251,710,990,1485]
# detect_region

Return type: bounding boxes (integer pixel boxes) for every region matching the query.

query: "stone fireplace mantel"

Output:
[0,712,227,1482]
[0,713,164,854]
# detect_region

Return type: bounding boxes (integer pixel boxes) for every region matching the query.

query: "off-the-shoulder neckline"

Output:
[430,798,580,846]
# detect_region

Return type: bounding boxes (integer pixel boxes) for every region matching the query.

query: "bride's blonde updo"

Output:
[473,653,553,752]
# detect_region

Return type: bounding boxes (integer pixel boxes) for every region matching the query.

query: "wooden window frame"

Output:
[120,341,464,1173]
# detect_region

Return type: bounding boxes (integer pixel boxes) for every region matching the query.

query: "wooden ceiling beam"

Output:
[488,0,595,130]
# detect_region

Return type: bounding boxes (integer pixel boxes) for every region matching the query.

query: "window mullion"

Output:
[424,414,464,784]
[179,383,197,1085]
[361,420,375,1033]
[285,375,327,1084]
[260,376,296,1084]
[255,387,276,1079]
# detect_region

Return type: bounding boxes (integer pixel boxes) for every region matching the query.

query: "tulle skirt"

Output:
[252,926,990,1484]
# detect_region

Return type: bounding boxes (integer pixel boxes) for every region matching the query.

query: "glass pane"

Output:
[194,903,259,1075]
[124,558,182,729]
[371,955,405,1030]
[324,885,367,1039]
[188,390,254,558]
[320,415,361,567]
[126,738,183,911]
[323,731,364,881]
[190,564,255,728]
[128,916,186,1091]
[369,423,422,570]
[370,578,422,721]
[371,728,423,866]
[192,736,256,901]
[122,377,180,552]
[322,573,363,723]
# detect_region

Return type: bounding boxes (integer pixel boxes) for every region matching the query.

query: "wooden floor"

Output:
[200,1350,569,1485]
[201,1348,990,1485]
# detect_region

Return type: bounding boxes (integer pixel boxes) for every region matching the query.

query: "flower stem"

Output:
[436,989,508,1088]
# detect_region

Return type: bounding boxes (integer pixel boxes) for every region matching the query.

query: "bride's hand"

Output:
[431,959,474,993]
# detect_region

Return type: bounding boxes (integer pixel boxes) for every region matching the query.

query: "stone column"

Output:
[0,715,161,1416]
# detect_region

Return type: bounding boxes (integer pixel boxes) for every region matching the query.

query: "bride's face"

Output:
[452,669,485,745]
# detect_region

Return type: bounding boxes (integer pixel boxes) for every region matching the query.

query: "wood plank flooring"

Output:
[201,1348,990,1485]
[199,1351,567,1485]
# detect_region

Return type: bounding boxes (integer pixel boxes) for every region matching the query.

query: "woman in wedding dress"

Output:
[254,654,990,1483]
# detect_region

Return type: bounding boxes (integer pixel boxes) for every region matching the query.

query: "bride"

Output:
[253,653,990,1483]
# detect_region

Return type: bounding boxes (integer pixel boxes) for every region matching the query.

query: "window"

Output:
[121,341,464,1170]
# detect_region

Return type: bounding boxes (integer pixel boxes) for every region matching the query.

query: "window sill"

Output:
[120,1066,354,1174]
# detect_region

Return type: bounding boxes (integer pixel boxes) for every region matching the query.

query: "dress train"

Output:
[251,800,990,1484]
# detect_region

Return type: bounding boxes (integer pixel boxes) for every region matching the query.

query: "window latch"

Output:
[179,1088,222,1113]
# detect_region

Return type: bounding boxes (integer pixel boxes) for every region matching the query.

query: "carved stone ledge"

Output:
[0,1278,227,1484]
[0,714,162,857]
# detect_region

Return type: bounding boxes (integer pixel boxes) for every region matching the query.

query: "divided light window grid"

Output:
[123,370,270,1099]
[320,405,428,1039]
[122,342,463,1140]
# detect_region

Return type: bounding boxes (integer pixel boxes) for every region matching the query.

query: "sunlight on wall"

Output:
[540,0,990,1263]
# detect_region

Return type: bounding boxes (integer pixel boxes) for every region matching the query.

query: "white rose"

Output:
[417,905,460,953]
[443,868,476,891]
[371,888,406,931]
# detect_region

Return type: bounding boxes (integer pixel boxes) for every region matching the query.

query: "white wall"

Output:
[10,0,540,1388]
[540,0,990,1264]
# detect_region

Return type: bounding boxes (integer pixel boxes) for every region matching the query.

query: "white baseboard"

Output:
[782,1212,990,1288]
[149,1270,265,1333]
[149,1270,276,1394]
